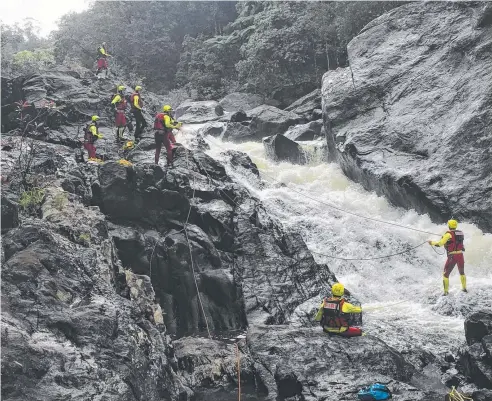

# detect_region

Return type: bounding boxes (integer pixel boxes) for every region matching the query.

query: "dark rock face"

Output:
[175,100,224,123]
[458,311,492,389]
[219,92,264,113]
[285,89,321,120]
[465,311,492,345]
[1,205,187,400]
[221,150,259,177]
[263,134,306,165]
[1,194,19,232]
[321,2,492,232]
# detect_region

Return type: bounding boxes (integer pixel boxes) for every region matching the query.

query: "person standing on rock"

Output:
[428,219,466,295]
[111,85,128,142]
[96,42,111,78]
[153,105,182,166]
[83,115,103,160]
[130,86,147,143]
[314,282,363,337]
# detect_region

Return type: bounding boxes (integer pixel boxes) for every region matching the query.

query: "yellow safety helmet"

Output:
[123,141,134,150]
[331,282,345,297]
[448,219,458,229]
[117,85,125,91]
[92,115,100,121]
[135,85,142,91]
[162,105,172,112]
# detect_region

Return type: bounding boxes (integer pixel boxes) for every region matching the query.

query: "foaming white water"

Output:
[181,127,492,352]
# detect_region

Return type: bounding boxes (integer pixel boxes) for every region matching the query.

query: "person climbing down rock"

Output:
[83,115,103,161]
[153,105,182,166]
[314,282,363,337]
[96,42,110,78]
[130,86,147,143]
[111,85,127,142]
[428,219,466,295]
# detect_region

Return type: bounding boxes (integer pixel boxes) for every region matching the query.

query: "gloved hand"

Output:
[95,133,103,139]
[176,122,183,128]
[427,240,433,245]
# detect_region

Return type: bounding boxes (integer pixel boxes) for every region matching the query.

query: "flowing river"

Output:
[181,128,492,354]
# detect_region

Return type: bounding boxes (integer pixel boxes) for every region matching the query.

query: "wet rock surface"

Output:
[321,2,492,232]
[263,134,306,165]
[175,100,224,123]
[285,89,321,121]
[458,311,492,389]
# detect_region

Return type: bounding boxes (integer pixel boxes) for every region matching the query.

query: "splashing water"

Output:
[179,127,492,353]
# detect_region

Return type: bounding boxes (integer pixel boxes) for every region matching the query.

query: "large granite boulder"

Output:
[285,89,322,120]
[175,100,224,123]
[248,105,301,139]
[263,134,306,164]
[321,2,492,232]
[219,92,265,112]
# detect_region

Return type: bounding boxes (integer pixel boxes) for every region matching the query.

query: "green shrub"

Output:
[19,187,45,210]
[78,233,91,246]
[12,48,55,75]
[52,192,68,211]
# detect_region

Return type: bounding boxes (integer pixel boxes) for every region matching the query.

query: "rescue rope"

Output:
[447,387,473,401]
[200,134,440,237]
[190,150,430,262]
[236,343,241,401]
[184,150,212,339]
[362,300,408,312]
[310,241,428,261]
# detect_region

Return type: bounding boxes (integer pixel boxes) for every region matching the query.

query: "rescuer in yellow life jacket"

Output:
[428,219,466,295]
[96,42,110,76]
[314,283,363,337]
[130,86,147,143]
[154,105,182,166]
[111,85,127,141]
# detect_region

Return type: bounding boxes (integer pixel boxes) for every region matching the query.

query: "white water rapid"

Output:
[181,127,492,354]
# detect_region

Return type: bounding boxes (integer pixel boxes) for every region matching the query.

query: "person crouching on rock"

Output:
[428,219,466,295]
[153,105,182,166]
[314,282,363,337]
[84,115,103,160]
[111,85,128,142]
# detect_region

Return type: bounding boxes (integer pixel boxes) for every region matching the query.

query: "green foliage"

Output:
[78,233,91,246]
[19,187,45,212]
[1,19,51,76]
[52,192,68,211]
[12,49,55,74]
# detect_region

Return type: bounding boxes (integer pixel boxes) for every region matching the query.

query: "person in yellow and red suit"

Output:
[428,219,466,295]
[111,85,127,141]
[314,282,363,337]
[96,42,110,76]
[130,86,147,143]
[84,115,103,160]
[153,105,182,166]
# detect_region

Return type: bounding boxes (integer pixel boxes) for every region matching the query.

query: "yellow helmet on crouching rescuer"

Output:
[332,282,345,297]
[163,104,172,112]
[117,85,125,91]
[123,141,134,150]
[135,85,142,91]
[448,219,458,229]
[92,115,100,122]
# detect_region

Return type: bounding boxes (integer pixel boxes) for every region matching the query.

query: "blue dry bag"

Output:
[357,383,392,401]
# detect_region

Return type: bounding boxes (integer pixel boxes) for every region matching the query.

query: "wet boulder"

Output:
[222,122,255,142]
[219,92,265,112]
[458,311,492,389]
[221,150,260,177]
[175,100,224,123]
[284,120,323,141]
[465,311,492,345]
[198,122,225,138]
[1,193,19,233]
[321,2,492,232]
[248,105,301,139]
[263,134,306,164]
